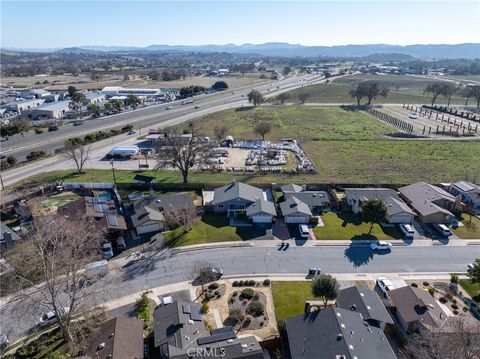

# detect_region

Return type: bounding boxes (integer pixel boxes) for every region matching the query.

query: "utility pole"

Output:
[110,160,117,184]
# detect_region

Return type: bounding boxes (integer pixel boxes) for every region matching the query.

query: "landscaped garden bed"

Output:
[226,288,269,331]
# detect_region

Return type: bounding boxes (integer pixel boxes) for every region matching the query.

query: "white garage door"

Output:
[252,214,272,223]
[285,215,307,224]
[137,223,162,235]
[389,214,413,224]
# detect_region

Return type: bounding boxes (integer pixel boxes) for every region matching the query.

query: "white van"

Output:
[433,224,452,237]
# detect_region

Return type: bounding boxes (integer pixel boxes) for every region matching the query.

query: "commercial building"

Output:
[2,98,45,113]
[85,92,106,104]
[22,100,71,120]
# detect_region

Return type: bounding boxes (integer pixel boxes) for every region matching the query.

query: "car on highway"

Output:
[38,307,70,327]
[370,241,392,251]
[127,130,136,135]
[102,242,114,259]
[376,277,394,298]
[308,268,321,277]
[165,106,172,110]
[467,263,475,273]
[409,113,417,119]
[299,224,310,238]
[399,224,415,238]
[194,105,200,109]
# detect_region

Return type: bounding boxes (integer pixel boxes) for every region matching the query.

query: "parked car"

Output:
[370,241,392,251]
[115,237,126,251]
[467,263,475,273]
[299,224,310,238]
[38,307,70,326]
[102,242,114,259]
[433,224,452,237]
[0,334,9,350]
[376,277,394,298]
[211,267,224,278]
[308,268,321,277]
[400,224,415,238]
[130,251,145,262]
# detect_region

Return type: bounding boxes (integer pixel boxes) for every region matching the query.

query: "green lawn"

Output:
[272,281,315,322]
[451,213,480,239]
[459,279,480,304]
[271,74,466,105]
[163,214,254,247]
[313,212,402,240]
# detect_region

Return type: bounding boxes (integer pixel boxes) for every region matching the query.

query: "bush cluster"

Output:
[232,279,257,287]
[240,288,255,300]
[411,283,418,288]
[200,303,209,314]
[247,301,265,317]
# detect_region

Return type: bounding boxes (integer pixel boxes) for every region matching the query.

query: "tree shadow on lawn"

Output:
[344,243,374,268]
[201,214,230,228]
[336,211,363,227]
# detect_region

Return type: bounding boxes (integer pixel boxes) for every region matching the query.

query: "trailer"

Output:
[109,145,140,158]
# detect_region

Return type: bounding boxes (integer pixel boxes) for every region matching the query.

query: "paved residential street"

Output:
[1,243,478,342]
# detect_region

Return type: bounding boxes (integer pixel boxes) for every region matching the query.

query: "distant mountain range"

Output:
[4,43,480,59]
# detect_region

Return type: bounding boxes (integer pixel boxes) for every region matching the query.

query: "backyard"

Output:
[271,281,314,322]
[313,212,402,240]
[163,214,254,247]
[271,74,467,105]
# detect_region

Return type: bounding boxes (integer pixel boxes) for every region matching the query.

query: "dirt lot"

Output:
[2,74,272,91]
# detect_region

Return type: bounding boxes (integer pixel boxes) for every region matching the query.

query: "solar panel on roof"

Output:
[107,214,118,226]
[182,304,191,314]
[197,330,236,345]
[190,305,202,321]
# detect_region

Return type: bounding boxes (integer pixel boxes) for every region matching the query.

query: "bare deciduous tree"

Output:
[163,207,196,230]
[187,260,218,292]
[254,122,272,141]
[6,215,106,354]
[400,317,480,359]
[155,122,210,183]
[213,125,228,143]
[64,141,91,174]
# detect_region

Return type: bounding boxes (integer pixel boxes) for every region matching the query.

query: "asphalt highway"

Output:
[1,243,478,342]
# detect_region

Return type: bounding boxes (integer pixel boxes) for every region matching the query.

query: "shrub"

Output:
[428,287,436,296]
[451,304,459,310]
[204,292,213,301]
[248,280,256,286]
[232,291,238,297]
[200,303,209,314]
[214,290,220,296]
[48,125,58,132]
[452,298,457,304]
[229,298,235,304]
[253,293,260,301]
[260,321,264,327]
[238,280,245,287]
[232,281,239,287]
[411,283,418,288]
[241,288,255,300]
[247,301,265,317]
[439,297,448,304]
[453,310,459,315]
[209,283,219,290]
[136,293,151,329]
[423,281,430,287]
[463,306,468,312]
[263,279,271,286]
[450,273,459,284]
[243,315,252,327]
[34,128,43,134]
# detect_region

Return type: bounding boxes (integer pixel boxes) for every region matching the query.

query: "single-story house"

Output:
[450,181,480,215]
[210,182,274,221]
[344,188,416,224]
[284,307,396,359]
[131,193,195,235]
[153,300,264,359]
[279,183,330,223]
[133,174,157,185]
[399,182,458,224]
[337,286,394,329]
[245,198,277,223]
[84,318,144,359]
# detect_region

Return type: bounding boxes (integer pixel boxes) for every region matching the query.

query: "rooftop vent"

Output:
[336,334,343,341]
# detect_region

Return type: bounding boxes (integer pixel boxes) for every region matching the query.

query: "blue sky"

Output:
[1,1,479,48]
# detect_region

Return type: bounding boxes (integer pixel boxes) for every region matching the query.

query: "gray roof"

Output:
[34,100,71,111]
[399,182,456,204]
[285,307,396,359]
[280,184,303,192]
[131,193,194,227]
[389,286,446,328]
[246,198,276,217]
[345,188,398,202]
[337,286,394,325]
[1,221,21,242]
[280,196,312,216]
[452,181,480,193]
[212,182,263,205]
[384,196,416,217]
[283,191,330,207]
[409,199,453,218]
[85,92,105,100]
[153,301,264,359]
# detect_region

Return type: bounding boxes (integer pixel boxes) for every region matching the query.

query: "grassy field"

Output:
[163,214,253,247]
[17,106,480,186]
[271,74,466,105]
[459,279,480,304]
[313,212,402,240]
[451,213,480,239]
[272,281,314,321]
